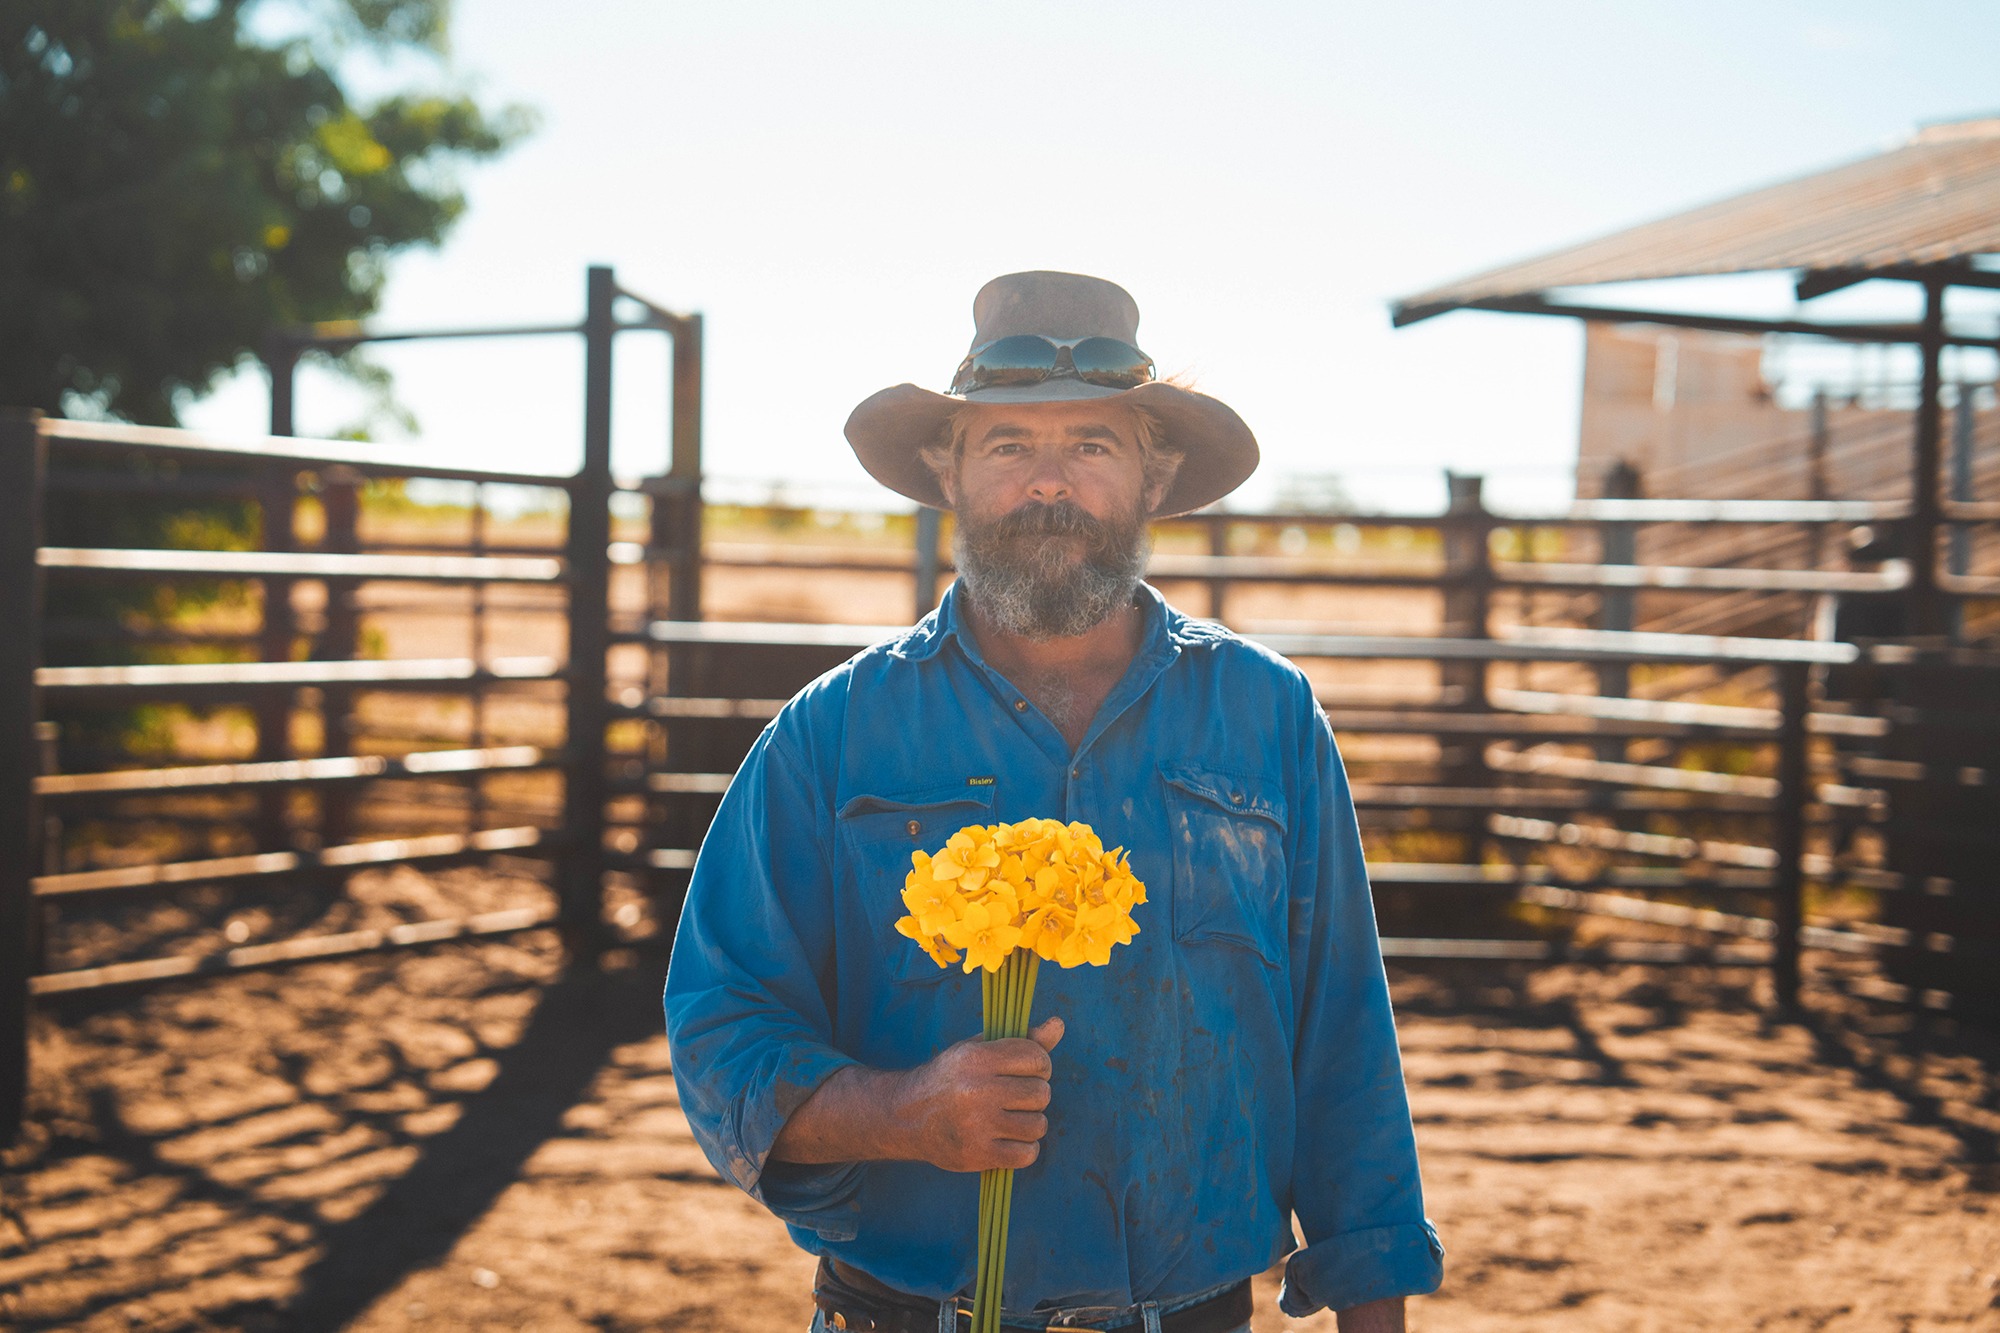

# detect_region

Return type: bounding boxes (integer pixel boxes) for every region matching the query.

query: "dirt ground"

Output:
[4,878,1997,1332]
[18,520,1997,1329]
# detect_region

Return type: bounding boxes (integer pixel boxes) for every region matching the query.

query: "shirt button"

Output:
[1015,700,1028,712]
[906,820,920,837]
[1231,792,1244,804]
[1071,767,1080,779]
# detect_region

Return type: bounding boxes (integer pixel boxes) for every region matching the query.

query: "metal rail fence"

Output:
[632,620,1997,1024]
[6,289,1998,1147]
[0,267,702,1144]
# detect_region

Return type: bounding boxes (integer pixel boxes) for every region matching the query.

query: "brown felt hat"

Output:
[844,271,1259,518]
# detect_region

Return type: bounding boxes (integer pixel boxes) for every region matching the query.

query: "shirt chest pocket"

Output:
[836,784,997,986]
[1161,763,1289,969]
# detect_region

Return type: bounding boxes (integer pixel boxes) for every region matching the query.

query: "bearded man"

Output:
[664,273,1442,1333]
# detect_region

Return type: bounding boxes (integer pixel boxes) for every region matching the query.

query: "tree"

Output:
[0,0,531,425]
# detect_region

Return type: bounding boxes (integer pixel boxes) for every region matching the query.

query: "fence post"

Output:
[0,411,47,1145]
[319,467,362,845]
[1438,473,1493,864]
[1949,381,1975,643]
[1594,461,1640,762]
[914,506,943,619]
[665,311,705,623]
[1771,660,1811,1014]
[560,266,618,964]
[257,342,301,850]
[1205,516,1229,623]
[1440,472,1492,704]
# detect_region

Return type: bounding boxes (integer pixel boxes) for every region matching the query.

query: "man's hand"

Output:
[898,1015,1065,1171]
[770,1016,1065,1172]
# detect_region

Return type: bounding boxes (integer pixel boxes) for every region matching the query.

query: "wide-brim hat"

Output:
[844,271,1259,518]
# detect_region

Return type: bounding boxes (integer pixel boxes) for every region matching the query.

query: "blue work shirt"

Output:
[663,582,1443,1318]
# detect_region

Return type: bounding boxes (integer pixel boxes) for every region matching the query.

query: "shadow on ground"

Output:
[244,965,665,1331]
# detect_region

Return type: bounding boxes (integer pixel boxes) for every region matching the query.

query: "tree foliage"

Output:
[0,0,530,424]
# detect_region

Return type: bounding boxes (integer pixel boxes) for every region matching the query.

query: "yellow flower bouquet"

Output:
[894,818,1147,1333]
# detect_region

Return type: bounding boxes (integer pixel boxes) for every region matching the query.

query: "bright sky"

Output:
[185,0,2000,513]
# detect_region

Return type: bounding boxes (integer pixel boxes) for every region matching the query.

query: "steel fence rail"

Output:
[32,826,547,898]
[35,745,553,800]
[38,418,579,487]
[37,547,566,582]
[28,903,560,996]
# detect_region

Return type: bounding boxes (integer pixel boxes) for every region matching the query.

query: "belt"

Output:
[813,1258,1253,1333]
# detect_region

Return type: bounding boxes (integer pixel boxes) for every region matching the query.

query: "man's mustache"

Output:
[980,501,1122,553]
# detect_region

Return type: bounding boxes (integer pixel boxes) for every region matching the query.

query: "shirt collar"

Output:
[888,579,1222,667]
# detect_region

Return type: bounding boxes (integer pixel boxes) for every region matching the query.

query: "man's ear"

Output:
[937,467,959,509]
[1142,456,1183,516]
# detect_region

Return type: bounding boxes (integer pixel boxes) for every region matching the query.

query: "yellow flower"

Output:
[901,875,964,937]
[1055,902,1121,968]
[895,914,961,967]
[941,899,1024,974]
[1030,864,1076,913]
[1021,904,1072,961]
[983,877,1023,925]
[895,819,1146,973]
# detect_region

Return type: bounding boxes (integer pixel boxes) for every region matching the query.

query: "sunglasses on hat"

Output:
[949,335,1157,397]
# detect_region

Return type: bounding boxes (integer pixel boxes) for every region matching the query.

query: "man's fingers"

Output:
[993,1139,1040,1170]
[992,1073,1052,1111]
[993,1110,1048,1142]
[984,1036,1054,1079]
[1029,1015,1065,1053]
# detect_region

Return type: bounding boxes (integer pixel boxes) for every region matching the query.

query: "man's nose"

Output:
[1024,453,1071,504]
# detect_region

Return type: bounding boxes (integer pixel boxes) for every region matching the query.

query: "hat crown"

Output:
[969,271,1142,347]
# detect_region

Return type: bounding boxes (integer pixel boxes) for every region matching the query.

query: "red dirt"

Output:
[5,877,1997,1331]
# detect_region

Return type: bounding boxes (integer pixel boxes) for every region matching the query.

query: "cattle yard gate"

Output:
[4,269,1999,1144]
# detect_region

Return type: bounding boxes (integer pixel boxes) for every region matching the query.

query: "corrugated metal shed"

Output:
[1394,119,2000,327]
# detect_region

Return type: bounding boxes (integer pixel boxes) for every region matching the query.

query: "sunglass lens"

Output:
[1070,337,1155,388]
[972,335,1060,371]
[958,335,1062,391]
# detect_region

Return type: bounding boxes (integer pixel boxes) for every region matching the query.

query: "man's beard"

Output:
[952,498,1150,640]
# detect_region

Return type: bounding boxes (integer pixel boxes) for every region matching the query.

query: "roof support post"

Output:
[1908,277,1947,638]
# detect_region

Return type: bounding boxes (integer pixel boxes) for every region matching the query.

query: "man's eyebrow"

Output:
[973,420,1128,444]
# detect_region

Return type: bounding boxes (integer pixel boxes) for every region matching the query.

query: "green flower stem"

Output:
[971,951,1042,1333]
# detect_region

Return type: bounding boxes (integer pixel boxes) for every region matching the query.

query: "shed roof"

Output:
[1393,118,2000,328]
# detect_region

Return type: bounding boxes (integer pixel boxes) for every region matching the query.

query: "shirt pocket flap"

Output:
[1160,763,1288,833]
[837,783,997,985]
[837,782,996,843]
[1161,762,1289,967]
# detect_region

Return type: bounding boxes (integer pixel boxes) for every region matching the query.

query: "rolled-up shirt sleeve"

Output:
[1279,698,1444,1315]
[664,717,865,1238]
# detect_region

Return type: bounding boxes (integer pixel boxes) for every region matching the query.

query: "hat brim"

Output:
[844,380,1259,519]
